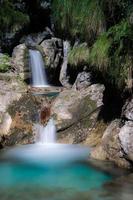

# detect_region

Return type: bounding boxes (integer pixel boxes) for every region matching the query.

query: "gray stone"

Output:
[20,28,54,48]
[122,98,133,121]
[52,83,105,131]
[91,120,131,168]
[11,44,27,79]
[119,121,133,161]
[73,70,92,90]
[59,41,71,88]
[40,37,63,69]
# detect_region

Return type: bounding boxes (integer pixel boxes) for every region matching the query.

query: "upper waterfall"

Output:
[29,49,49,87]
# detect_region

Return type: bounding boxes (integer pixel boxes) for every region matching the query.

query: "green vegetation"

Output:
[0,0,29,37]
[0,54,10,72]
[52,0,106,41]
[68,43,90,67]
[52,0,133,89]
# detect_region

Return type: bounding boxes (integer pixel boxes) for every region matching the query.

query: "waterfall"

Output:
[35,118,56,144]
[29,49,49,87]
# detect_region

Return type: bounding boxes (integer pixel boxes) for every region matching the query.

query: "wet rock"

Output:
[59,41,71,88]
[91,145,107,161]
[2,94,43,147]
[40,106,51,124]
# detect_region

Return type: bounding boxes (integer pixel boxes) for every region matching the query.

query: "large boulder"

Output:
[0,112,12,138]
[0,73,29,146]
[40,37,63,69]
[122,98,133,121]
[52,84,105,143]
[59,40,71,88]
[119,121,133,161]
[73,70,92,91]
[91,120,131,168]
[0,73,27,113]
[11,44,28,80]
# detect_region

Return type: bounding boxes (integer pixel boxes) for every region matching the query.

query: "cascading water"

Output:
[35,118,56,144]
[2,46,90,165]
[29,49,49,87]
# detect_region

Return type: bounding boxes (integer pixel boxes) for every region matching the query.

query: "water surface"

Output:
[0,160,112,200]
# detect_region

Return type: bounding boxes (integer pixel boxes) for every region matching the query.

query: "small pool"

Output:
[0,160,112,200]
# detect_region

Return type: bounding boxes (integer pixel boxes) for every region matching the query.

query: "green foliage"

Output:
[90,19,133,88]
[0,0,29,36]
[0,54,10,72]
[52,0,106,41]
[89,34,111,71]
[68,43,90,67]
[68,18,133,89]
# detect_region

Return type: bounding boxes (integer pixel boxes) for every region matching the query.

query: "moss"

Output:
[0,54,10,72]
[89,33,111,71]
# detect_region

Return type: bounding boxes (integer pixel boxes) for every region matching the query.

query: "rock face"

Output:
[21,28,54,48]
[119,121,133,161]
[59,41,71,88]
[0,72,51,147]
[122,98,133,121]
[40,37,63,69]
[0,112,12,137]
[0,73,28,146]
[91,120,132,168]
[52,84,105,143]
[11,44,27,80]
[73,70,92,90]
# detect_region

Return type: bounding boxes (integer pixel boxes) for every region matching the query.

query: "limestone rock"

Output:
[11,44,27,79]
[0,112,12,136]
[91,145,107,161]
[119,121,133,161]
[59,41,71,88]
[81,84,105,107]
[0,73,27,112]
[122,98,133,121]
[95,120,131,168]
[52,83,105,132]
[73,71,92,90]
[21,29,54,48]
[41,37,63,69]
